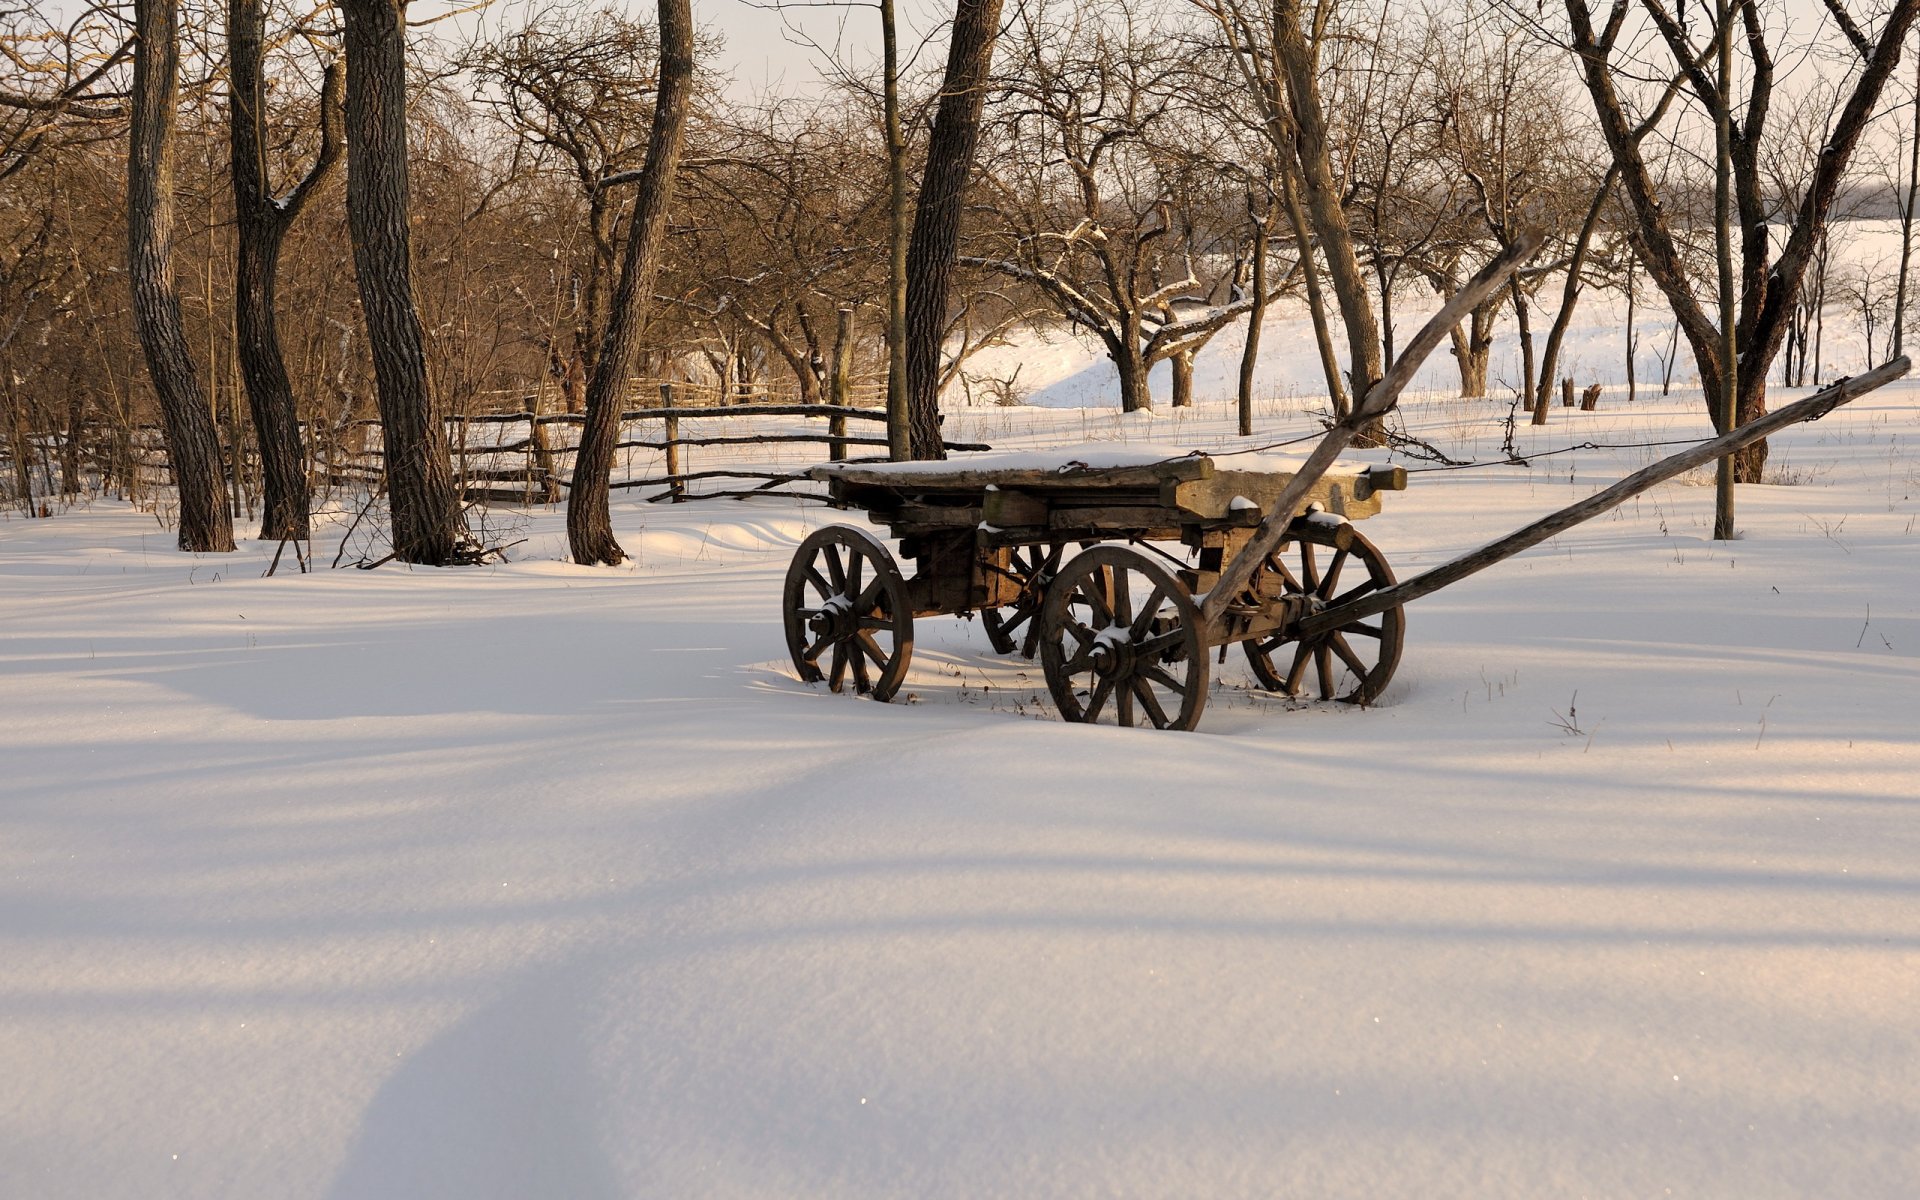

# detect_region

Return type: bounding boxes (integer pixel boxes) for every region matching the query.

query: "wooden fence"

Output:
[6,387,985,512]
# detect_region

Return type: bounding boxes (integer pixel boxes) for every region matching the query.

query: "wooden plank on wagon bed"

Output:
[982,488,1049,527]
[1047,505,1209,533]
[1164,470,1384,521]
[811,455,1212,492]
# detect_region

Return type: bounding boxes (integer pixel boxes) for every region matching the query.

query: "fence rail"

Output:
[6,397,985,511]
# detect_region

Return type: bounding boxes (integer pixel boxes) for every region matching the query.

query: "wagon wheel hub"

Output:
[1089,624,1136,676]
[807,595,856,640]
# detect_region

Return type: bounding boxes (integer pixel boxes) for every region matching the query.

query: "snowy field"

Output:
[4,361,1919,1197]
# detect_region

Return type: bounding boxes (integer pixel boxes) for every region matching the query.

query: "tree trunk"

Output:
[129,0,234,553]
[1534,174,1614,411]
[1899,49,1920,358]
[1272,1,1382,439]
[881,0,909,458]
[1625,255,1638,403]
[341,0,461,564]
[1169,347,1196,408]
[1459,336,1491,397]
[60,390,83,499]
[903,0,1005,460]
[230,0,338,543]
[567,0,692,565]
[1114,334,1151,414]
[1278,156,1348,417]
[1237,202,1269,436]
[1376,264,1395,372]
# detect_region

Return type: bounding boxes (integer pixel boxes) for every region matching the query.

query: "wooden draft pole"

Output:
[1294,356,1911,639]
[1198,230,1545,627]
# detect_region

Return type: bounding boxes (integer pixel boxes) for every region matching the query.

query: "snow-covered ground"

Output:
[5,359,1919,1195]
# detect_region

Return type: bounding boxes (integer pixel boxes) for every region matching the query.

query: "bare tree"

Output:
[1562,0,1918,485]
[128,0,233,551]
[339,0,464,562]
[903,0,1005,458]
[461,7,674,405]
[970,0,1259,413]
[567,0,693,565]
[229,0,339,542]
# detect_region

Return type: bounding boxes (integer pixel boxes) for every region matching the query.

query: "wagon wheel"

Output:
[783,526,914,701]
[1242,524,1404,704]
[981,543,1067,658]
[1038,545,1210,731]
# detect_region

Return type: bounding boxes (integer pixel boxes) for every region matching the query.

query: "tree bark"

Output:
[230,0,339,543]
[1113,330,1151,415]
[129,0,234,552]
[1169,347,1196,408]
[567,0,693,565]
[881,0,909,459]
[904,0,1006,460]
[1272,0,1382,439]
[1237,199,1269,436]
[1897,48,1919,358]
[341,0,462,563]
[1277,157,1348,416]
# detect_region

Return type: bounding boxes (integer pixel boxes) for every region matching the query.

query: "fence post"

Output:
[829,306,853,462]
[660,381,683,501]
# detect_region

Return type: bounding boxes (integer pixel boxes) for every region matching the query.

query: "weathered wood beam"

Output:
[1295,356,1912,639]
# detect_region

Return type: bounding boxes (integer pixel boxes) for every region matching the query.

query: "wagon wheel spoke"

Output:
[1263,552,1304,596]
[1018,611,1046,659]
[1060,629,1099,675]
[858,615,892,631]
[1330,631,1370,679]
[846,552,864,599]
[1283,642,1313,694]
[1318,546,1350,600]
[1298,541,1318,594]
[997,605,1034,639]
[1109,567,1133,628]
[1134,628,1188,661]
[1140,664,1185,692]
[824,545,846,592]
[1314,644,1335,699]
[1116,679,1136,727]
[803,631,833,663]
[856,631,890,670]
[805,567,833,600]
[1084,673,1116,721]
[829,640,849,691]
[1132,676,1172,728]
[1342,620,1384,640]
[850,639,872,692]
[1325,578,1380,610]
[984,544,1066,658]
[1082,571,1115,625]
[855,576,887,612]
[1129,584,1166,640]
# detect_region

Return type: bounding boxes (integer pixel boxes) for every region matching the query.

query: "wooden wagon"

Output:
[779,229,1911,732]
[782,447,1411,730]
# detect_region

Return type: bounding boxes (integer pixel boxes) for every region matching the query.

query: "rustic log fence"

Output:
[7,385,987,512]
